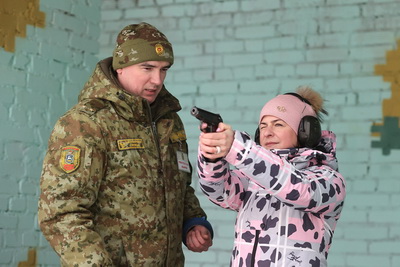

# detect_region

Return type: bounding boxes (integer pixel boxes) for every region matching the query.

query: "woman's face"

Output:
[259,115,298,149]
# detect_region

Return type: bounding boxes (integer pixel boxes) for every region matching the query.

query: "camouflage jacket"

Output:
[38,58,207,266]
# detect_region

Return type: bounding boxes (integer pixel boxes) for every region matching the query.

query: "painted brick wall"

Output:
[0,0,101,266]
[99,1,400,267]
[1,0,399,266]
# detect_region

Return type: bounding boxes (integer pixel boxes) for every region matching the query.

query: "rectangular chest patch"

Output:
[60,146,80,173]
[170,130,186,143]
[117,139,144,150]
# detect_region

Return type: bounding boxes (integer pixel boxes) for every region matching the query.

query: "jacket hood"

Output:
[273,130,339,171]
[78,57,181,122]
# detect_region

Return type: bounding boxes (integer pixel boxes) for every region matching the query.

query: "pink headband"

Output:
[259,94,316,134]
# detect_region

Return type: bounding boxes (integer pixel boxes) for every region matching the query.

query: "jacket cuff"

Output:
[182,217,214,246]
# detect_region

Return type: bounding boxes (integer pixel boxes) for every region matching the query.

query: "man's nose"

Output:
[150,71,163,85]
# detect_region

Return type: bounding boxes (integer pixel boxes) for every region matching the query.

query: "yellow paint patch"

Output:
[18,248,36,267]
[374,39,400,118]
[0,0,45,52]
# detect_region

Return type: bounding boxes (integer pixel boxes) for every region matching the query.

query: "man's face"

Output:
[259,115,298,149]
[116,61,171,104]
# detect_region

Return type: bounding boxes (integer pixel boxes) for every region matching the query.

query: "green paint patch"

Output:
[371,117,400,155]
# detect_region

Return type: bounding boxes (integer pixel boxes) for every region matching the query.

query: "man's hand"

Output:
[186,225,213,252]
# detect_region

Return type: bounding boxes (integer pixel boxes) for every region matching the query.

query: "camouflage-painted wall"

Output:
[371,40,400,155]
[1,0,400,266]
[99,1,400,267]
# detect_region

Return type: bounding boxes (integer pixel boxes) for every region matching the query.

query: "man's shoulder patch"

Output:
[60,146,81,173]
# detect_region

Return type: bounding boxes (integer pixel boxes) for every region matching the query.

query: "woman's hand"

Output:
[199,122,234,160]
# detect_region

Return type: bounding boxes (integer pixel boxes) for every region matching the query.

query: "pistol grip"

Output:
[201,123,218,133]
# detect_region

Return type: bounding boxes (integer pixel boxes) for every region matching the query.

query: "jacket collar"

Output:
[79,57,181,122]
[271,131,339,171]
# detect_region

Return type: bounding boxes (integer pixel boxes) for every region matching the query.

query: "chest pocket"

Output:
[108,149,152,176]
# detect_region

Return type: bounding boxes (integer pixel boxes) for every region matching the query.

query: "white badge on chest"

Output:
[176,151,190,173]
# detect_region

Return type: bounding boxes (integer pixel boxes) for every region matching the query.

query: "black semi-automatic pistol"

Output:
[191,106,223,133]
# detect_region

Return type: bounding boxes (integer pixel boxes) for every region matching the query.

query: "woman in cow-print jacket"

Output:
[197,86,346,267]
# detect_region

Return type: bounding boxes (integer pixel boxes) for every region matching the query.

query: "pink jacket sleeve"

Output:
[198,130,346,216]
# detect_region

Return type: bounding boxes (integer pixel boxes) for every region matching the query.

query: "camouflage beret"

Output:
[112,22,174,70]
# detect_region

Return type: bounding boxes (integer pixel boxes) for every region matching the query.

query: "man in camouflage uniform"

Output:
[38,22,213,266]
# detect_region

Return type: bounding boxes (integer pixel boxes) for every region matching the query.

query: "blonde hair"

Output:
[296,86,328,122]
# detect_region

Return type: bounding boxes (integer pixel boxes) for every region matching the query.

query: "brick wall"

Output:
[1,0,399,266]
[99,1,400,267]
[0,0,101,266]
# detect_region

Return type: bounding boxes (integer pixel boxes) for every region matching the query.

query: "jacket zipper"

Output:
[250,230,260,267]
[151,121,163,173]
[146,102,163,175]
[147,103,169,264]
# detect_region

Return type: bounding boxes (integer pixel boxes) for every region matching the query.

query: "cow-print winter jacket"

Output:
[197,130,346,267]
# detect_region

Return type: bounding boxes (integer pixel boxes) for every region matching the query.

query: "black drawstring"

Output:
[250,230,260,267]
